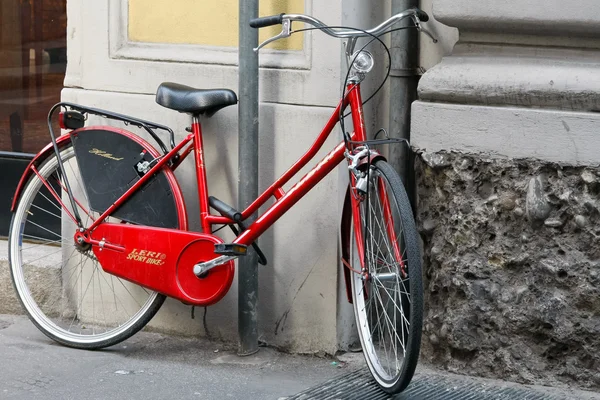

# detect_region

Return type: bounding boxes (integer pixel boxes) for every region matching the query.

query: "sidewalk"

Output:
[1,313,599,400]
[0,314,343,400]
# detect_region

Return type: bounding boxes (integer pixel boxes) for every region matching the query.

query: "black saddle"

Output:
[156,82,237,117]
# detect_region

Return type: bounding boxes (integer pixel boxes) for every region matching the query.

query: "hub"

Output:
[73,231,92,252]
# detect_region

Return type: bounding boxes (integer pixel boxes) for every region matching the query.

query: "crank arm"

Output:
[194,255,237,277]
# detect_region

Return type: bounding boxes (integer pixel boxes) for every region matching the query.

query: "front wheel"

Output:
[349,160,423,394]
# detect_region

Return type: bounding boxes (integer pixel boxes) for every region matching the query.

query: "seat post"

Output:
[191,114,211,233]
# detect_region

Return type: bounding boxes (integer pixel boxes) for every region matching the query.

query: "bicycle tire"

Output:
[8,141,182,349]
[349,160,423,394]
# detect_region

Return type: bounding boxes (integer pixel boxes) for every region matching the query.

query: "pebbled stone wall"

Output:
[415,151,600,390]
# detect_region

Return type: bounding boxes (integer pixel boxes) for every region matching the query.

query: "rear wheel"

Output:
[8,142,180,349]
[349,160,423,394]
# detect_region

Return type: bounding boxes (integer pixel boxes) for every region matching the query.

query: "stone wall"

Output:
[411,0,600,389]
[416,151,600,389]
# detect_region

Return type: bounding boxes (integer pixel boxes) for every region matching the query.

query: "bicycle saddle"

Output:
[156,82,238,117]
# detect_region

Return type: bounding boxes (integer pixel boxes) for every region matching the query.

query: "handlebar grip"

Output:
[249,13,284,28]
[411,8,429,22]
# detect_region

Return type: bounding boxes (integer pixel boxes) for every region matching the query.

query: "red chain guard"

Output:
[90,223,235,306]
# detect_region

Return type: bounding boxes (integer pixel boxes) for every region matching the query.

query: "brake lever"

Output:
[253,19,292,52]
[420,26,438,43]
[411,16,438,44]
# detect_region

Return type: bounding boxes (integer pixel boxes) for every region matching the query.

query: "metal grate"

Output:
[288,369,568,400]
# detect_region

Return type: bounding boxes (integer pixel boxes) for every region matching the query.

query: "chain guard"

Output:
[91,223,235,306]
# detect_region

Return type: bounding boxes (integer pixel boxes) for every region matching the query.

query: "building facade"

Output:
[8,0,595,391]
[0,0,67,234]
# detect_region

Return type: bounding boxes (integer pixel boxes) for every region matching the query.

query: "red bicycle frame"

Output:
[230,84,366,247]
[83,83,368,249]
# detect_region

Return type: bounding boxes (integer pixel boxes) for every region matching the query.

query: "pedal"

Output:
[214,243,248,256]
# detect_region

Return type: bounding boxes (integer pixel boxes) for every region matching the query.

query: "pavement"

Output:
[0,314,345,400]
[1,313,600,400]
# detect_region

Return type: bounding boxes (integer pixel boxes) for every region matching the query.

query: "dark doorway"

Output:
[0,0,67,236]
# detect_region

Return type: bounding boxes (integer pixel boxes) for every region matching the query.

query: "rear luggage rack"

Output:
[50,102,176,155]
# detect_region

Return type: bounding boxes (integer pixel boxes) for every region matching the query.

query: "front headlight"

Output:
[351,50,374,74]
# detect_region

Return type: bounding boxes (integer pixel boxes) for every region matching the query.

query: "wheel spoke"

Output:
[97,267,133,321]
[372,277,409,349]
[25,219,61,239]
[38,191,62,213]
[30,203,62,219]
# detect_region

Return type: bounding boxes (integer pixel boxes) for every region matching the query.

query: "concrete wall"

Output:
[412,0,600,390]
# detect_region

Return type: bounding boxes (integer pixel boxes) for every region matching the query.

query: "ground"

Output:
[2,314,599,400]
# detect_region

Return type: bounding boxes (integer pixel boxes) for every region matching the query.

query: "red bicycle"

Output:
[8,8,429,394]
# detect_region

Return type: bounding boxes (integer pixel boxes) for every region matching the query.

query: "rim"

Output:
[9,146,159,345]
[350,167,411,387]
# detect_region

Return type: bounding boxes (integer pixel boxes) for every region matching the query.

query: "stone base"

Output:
[416,151,600,390]
[0,259,23,315]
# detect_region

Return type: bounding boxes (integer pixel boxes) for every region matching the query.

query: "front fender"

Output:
[340,186,353,304]
[340,151,387,303]
[357,150,386,170]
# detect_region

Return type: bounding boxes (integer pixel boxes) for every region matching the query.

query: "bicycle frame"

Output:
[83,83,368,248]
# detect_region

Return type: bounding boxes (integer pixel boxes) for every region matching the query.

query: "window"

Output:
[0,0,66,154]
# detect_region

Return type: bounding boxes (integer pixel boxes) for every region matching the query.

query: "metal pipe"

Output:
[389,0,419,207]
[238,0,260,356]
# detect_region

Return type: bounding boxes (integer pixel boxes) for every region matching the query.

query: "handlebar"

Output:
[251,7,428,36]
[249,7,433,52]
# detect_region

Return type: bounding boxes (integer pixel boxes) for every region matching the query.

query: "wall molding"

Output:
[109,0,312,70]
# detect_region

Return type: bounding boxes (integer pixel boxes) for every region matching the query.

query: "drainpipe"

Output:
[238,0,260,356]
[389,0,419,206]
